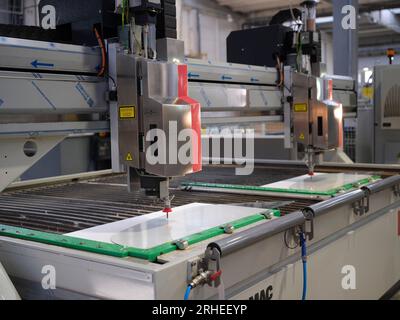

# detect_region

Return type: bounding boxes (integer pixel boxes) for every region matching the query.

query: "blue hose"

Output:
[184,285,192,300]
[300,232,307,301]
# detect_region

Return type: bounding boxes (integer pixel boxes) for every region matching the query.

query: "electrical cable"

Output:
[94,27,107,77]
[300,232,307,301]
[184,285,192,300]
[106,74,117,88]
[93,28,118,91]
[276,56,284,88]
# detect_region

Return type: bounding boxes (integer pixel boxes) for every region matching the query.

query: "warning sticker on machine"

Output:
[294,103,308,112]
[119,106,136,119]
[126,153,133,161]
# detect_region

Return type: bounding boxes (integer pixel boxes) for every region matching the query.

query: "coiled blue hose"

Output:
[184,285,192,300]
[300,232,307,301]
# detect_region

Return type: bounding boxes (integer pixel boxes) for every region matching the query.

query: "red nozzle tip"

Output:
[308,172,315,176]
[163,208,172,213]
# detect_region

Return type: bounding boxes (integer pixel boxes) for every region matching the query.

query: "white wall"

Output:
[178,0,242,62]
[359,55,400,70]
[23,0,39,26]
[321,31,334,74]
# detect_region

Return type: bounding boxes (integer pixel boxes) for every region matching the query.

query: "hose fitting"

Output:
[189,271,213,289]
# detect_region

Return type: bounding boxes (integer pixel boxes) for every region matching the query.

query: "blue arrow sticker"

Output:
[0,99,4,107]
[31,60,55,69]
[222,75,232,81]
[76,83,94,108]
[188,72,200,78]
[251,78,259,82]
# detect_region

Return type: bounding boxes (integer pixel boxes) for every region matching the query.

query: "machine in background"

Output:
[357,64,400,164]
[226,0,350,175]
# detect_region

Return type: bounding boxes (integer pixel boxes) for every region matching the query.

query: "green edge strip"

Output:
[0,210,279,262]
[182,176,381,197]
[0,224,129,258]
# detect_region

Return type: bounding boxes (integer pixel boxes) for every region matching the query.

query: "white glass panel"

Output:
[110,203,264,249]
[262,173,373,193]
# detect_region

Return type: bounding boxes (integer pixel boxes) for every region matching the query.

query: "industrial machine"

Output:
[226,0,352,175]
[356,64,400,164]
[0,0,400,300]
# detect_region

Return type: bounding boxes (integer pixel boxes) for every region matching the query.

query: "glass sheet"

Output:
[110,203,264,249]
[262,173,373,193]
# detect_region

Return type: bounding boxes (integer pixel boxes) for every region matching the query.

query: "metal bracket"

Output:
[285,220,313,249]
[302,210,314,241]
[223,224,234,234]
[187,257,204,282]
[304,219,314,241]
[175,239,189,250]
[261,210,274,220]
[198,247,222,288]
[393,184,400,197]
[353,195,370,216]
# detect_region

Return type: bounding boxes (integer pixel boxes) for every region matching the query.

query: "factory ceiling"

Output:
[215,0,400,49]
[216,0,400,16]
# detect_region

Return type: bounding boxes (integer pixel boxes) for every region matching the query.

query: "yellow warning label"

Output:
[126,152,133,161]
[119,106,136,119]
[294,103,308,112]
[299,133,305,140]
[362,87,373,100]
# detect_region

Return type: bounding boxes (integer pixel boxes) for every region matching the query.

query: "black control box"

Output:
[227,25,292,68]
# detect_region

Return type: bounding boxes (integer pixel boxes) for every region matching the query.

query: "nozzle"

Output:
[163,207,172,219]
[305,147,316,177]
[162,195,174,219]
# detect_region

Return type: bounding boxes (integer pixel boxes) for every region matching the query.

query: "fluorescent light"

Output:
[316,16,333,24]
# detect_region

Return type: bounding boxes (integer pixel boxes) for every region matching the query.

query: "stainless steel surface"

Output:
[189,83,282,111]
[0,121,109,137]
[117,54,196,179]
[116,53,140,169]
[157,38,185,63]
[0,136,66,193]
[140,58,193,177]
[292,73,311,147]
[201,115,282,125]
[0,70,108,114]
[108,43,125,173]
[0,37,101,74]
[186,58,277,85]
